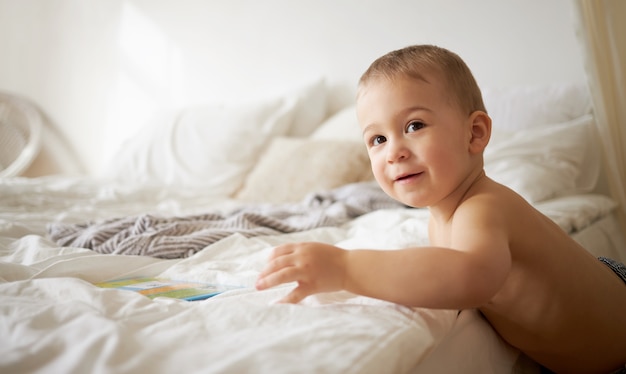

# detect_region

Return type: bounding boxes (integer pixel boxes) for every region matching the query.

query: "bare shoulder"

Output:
[453,176,531,226]
[445,177,530,263]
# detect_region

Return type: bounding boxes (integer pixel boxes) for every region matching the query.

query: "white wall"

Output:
[0,0,586,176]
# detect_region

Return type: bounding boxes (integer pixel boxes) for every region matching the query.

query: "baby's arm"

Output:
[256,241,510,308]
[341,244,510,308]
[256,197,512,307]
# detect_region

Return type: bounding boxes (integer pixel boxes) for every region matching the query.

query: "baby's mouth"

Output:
[395,172,422,182]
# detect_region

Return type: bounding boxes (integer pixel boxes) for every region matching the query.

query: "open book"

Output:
[96,277,242,301]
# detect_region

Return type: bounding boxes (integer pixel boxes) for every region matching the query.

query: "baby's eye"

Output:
[407,121,425,133]
[371,135,386,146]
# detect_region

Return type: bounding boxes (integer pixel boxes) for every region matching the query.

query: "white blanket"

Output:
[0,177,457,374]
[1,177,615,373]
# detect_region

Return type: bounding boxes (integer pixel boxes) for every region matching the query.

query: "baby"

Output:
[256,45,626,373]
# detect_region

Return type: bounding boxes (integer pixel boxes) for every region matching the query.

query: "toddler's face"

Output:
[356,75,474,208]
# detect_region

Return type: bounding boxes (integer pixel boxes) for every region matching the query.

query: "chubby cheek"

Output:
[369,157,394,194]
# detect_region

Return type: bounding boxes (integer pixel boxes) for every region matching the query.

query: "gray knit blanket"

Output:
[47,182,406,259]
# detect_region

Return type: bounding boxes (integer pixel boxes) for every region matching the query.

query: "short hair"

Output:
[358,45,486,115]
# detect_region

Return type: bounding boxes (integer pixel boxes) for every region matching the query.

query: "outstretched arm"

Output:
[256,240,510,308]
[256,192,513,307]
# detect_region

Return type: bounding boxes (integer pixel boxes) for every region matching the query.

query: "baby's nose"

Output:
[386,140,410,163]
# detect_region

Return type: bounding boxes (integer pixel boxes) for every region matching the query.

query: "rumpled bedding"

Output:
[0,177,459,374]
[0,177,616,373]
[47,182,405,258]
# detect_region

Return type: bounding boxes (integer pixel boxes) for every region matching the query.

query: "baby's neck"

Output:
[428,168,487,224]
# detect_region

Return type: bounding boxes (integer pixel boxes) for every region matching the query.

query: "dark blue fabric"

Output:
[598,256,626,285]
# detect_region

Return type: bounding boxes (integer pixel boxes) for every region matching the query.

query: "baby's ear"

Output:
[468,111,491,154]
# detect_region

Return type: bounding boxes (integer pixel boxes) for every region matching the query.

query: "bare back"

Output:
[464,178,626,373]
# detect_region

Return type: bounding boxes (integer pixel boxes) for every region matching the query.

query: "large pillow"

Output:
[103,80,328,196]
[283,78,328,137]
[310,105,362,142]
[484,115,597,203]
[235,137,374,203]
[482,83,591,132]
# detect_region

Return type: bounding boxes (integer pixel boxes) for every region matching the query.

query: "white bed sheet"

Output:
[0,177,455,374]
[0,177,620,373]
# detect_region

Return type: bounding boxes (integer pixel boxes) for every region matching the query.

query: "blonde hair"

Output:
[358,45,486,115]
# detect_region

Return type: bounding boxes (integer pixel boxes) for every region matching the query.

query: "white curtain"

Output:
[574,0,626,235]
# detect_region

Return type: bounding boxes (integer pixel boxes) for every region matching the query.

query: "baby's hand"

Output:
[255,242,347,304]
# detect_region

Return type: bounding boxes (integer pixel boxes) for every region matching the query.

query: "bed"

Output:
[1,79,625,374]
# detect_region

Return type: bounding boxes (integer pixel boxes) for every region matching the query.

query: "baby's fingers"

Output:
[266,244,295,261]
[257,249,296,278]
[256,265,299,290]
[277,284,310,304]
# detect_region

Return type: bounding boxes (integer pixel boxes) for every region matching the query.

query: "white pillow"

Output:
[484,115,597,203]
[103,80,328,196]
[235,137,374,203]
[310,105,362,142]
[284,78,328,137]
[483,83,592,132]
[104,96,292,195]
